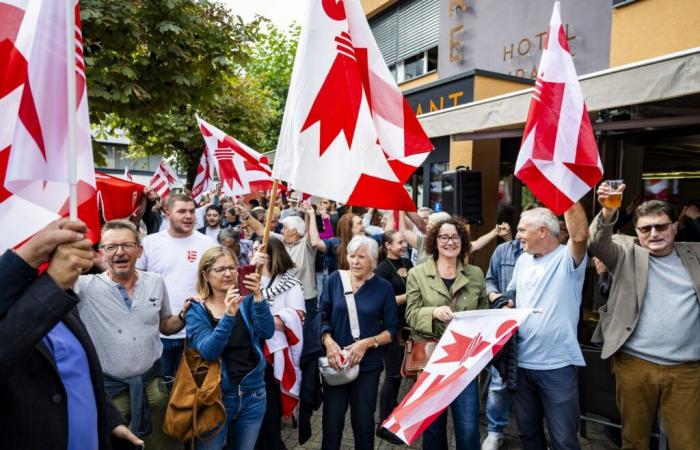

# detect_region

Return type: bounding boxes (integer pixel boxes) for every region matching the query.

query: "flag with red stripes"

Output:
[148,158,180,199]
[0,0,100,248]
[196,115,275,197]
[272,0,433,211]
[190,146,215,201]
[514,1,603,215]
[383,309,532,445]
[263,308,304,417]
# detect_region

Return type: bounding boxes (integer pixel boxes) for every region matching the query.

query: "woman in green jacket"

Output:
[405,217,489,450]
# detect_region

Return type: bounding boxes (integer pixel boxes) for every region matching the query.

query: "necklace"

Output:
[386,257,408,286]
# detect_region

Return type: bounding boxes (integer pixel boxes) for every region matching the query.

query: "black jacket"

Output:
[0,250,125,450]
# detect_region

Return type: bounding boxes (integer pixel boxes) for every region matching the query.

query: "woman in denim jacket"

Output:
[186,246,274,450]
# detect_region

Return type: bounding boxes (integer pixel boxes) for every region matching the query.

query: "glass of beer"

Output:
[603,179,623,209]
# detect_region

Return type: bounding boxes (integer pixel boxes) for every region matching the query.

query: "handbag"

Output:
[318,270,361,386]
[401,291,458,379]
[163,345,226,443]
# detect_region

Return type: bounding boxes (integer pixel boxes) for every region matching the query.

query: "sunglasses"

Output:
[635,222,673,235]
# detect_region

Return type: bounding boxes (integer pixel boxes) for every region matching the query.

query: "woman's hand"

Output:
[324,334,343,371]
[345,340,370,368]
[224,286,243,316]
[111,424,144,448]
[242,272,263,301]
[432,305,453,323]
[250,251,269,268]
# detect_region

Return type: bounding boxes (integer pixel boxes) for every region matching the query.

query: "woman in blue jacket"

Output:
[186,246,274,450]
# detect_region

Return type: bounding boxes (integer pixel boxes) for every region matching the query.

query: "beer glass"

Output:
[603,179,623,209]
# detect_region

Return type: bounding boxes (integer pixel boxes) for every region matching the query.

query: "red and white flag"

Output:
[123,166,134,181]
[263,308,304,417]
[95,171,144,221]
[272,0,433,211]
[383,309,533,444]
[196,115,275,197]
[514,1,602,215]
[0,0,100,248]
[190,146,215,201]
[148,158,180,199]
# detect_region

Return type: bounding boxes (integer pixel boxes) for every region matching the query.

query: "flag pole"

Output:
[256,179,280,276]
[66,0,78,220]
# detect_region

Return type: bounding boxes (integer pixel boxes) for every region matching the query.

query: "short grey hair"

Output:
[346,235,379,265]
[281,215,306,237]
[428,212,451,227]
[217,227,239,243]
[417,207,434,216]
[520,207,560,237]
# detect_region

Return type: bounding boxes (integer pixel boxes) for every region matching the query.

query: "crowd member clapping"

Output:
[374,230,413,445]
[405,218,489,450]
[0,219,143,450]
[185,246,274,450]
[319,236,398,450]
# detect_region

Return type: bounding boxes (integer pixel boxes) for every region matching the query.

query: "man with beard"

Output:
[77,220,189,449]
[197,204,223,240]
[136,194,217,382]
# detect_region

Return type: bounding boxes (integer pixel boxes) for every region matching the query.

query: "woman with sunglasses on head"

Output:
[405,218,489,450]
[185,246,274,450]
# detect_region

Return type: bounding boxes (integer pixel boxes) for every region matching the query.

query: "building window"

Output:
[396,46,438,83]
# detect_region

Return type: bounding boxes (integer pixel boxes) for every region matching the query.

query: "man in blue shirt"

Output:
[0,218,143,450]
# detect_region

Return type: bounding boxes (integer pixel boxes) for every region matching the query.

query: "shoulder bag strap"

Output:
[338,270,361,342]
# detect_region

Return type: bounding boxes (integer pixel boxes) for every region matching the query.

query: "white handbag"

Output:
[318,270,361,386]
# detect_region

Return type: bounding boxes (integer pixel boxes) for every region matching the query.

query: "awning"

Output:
[418,47,700,138]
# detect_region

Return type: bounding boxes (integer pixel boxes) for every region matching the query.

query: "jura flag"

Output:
[148,158,180,199]
[191,146,215,201]
[383,309,533,444]
[196,115,275,197]
[0,0,100,248]
[514,1,602,215]
[95,171,144,221]
[272,0,433,211]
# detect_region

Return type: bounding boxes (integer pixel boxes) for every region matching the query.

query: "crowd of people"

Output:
[1,181,699,450]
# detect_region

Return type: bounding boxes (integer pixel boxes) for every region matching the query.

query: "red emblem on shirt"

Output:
[186,250,198,262]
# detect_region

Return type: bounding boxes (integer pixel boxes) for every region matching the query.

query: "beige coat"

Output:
[405,257,489,342]
[588,211,700,359]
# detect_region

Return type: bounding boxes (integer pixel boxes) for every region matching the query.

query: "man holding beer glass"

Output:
[588,180,700,450]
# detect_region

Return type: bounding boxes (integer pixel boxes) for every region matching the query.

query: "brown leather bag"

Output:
[163,346,226,443]
[401,336,438,378]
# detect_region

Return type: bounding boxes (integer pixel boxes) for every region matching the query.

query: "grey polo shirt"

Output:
[76,271,171,378]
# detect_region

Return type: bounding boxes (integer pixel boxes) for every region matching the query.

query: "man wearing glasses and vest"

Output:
[589,185,700,450]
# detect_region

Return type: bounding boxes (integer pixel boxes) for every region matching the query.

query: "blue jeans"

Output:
[160,338,184,384]
[511,366,581,450]
[195,386,267,450]
[486,366,510,434]
[423,379,479,450]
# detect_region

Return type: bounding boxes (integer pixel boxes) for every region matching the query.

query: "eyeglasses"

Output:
[100,242,139,253]
[209,265,237,275]
[635,222,673,235]
[437,234,461,244]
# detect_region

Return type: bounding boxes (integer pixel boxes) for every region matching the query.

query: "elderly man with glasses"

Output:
[76,220,190,450]
[589,185,700,450]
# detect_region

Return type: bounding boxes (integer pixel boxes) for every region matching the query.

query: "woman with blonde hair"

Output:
[185,246,274,450]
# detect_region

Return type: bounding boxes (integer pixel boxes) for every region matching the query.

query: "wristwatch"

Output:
[372,336,380,349]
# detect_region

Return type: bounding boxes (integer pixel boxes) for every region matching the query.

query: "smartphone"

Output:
[237,264,256,296]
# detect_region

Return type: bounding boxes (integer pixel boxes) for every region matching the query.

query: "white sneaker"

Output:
[481,432,504,450]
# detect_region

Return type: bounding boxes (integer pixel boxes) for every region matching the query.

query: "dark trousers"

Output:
[378,337,404,423]
[423,379,480,450]
[511,366,581,450]
[254,365,284,450]
[159,338,185,383]
[322,368,382,450]
[305,297,318,321]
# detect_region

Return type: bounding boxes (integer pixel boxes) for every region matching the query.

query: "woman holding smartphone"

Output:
[185,246,274,450]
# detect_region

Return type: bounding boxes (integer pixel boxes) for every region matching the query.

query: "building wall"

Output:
[361,0,396,18]
[399,72,439,92]
[610,0,700,67]
[473,75,531,101]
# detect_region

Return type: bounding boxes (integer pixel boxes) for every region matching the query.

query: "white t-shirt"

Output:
[204,226,221,241]
[270,233,318,299]
[136,230,217,339]
[508,244,587,370]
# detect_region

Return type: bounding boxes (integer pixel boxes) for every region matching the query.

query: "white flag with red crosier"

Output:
[148,158,181,199]
[0,0,100,248]
[514,1,603,215]
[196,115,275,197]
[383,309,533,445]
[190,146,215,201]
[272,0,433,211]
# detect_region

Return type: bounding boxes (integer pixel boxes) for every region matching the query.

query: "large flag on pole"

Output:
[196,115,277,197]
[190,146,215,201]
[95,171,144,221]
[148,158,180,199]
[0,0,99,248]
[272,0,434,211]
[383,309,533,444]
[514,1,602,215]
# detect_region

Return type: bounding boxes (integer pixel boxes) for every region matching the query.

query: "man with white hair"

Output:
[506,203,589,450]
